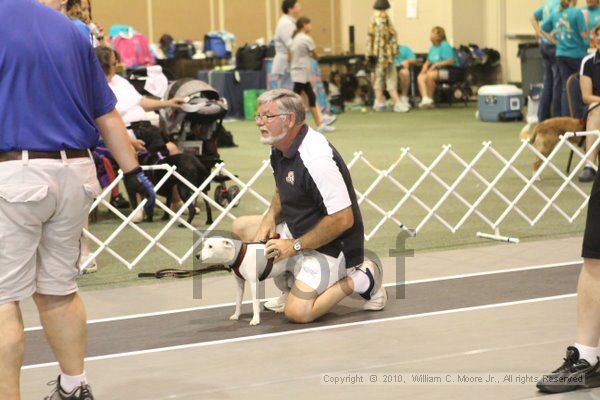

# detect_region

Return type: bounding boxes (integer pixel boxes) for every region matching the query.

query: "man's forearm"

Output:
[266,191,282,223]
[297,208,353,251]
[96,109,138,173]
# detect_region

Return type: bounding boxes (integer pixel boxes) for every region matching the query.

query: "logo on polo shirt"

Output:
[286,171,295,185]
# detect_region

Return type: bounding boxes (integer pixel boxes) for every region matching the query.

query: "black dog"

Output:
[128,122,213,226]
[146,153,212,226]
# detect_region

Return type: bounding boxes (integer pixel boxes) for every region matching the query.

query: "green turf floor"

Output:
[79,104,589,289]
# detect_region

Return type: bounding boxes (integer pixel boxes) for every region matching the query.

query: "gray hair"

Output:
[257,89,305,126]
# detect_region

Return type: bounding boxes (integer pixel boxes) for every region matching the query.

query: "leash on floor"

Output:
[137,265,228,279]
[139,235,282,279]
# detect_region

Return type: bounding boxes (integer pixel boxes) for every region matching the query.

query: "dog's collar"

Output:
[228,241,274,282]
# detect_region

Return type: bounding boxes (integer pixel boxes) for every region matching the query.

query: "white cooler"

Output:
[477,85,524,122]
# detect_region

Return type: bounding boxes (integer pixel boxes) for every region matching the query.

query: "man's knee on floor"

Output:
[284,302,316,324]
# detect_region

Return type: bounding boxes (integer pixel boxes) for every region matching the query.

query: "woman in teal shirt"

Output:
[394,44,417,109]
[542,0,588,116]
[417,26,459,108]
[582,0,600,32]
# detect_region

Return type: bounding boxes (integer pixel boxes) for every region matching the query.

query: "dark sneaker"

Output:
[536,346,600,393]
[45,376,94,400]
[579,166,596,183]
[110,193,130,209]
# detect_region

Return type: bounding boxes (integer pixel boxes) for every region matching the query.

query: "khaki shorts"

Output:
[0,155,100,304]
[374,64,398,92]
[276,223,347,295]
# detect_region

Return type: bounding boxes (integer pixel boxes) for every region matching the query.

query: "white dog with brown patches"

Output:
[196,237,298,325]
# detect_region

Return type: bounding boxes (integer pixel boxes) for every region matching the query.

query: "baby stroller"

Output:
[161,78,240,208]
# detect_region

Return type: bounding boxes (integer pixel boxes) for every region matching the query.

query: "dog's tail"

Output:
[519,123,537,143]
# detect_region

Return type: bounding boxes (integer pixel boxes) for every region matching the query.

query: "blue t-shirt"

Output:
[534,0,560,43]
[427,40,458,66]
[541,7,588,58]
[394,45,416,66]
[0,0,116,152]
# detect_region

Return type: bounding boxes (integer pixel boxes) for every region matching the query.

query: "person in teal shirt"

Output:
[582,0,600,32]
[532,0,561,121]
[541,0,588,116]
[417,26,459,109]
[394,44,417,109]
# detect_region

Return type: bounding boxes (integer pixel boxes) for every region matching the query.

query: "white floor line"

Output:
[21,293,576,370]
[23,259,582,332]
[400,259,581,286]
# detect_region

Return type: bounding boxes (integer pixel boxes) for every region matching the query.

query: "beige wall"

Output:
[340,0,454,56]
[93,0,340,52]
[92,0,545,84]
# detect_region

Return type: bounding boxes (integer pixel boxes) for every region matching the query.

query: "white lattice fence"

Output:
[347,130,600,243]
[83,130,600,270]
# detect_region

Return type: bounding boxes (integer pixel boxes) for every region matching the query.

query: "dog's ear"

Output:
[222,239,234,248]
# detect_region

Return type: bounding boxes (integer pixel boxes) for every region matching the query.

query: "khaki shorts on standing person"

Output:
[0,154,100,304]
[374,64,398,92]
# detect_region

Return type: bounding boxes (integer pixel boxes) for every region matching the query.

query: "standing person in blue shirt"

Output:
[394,44,417,110]
[542,0,588,116]
[532,0,561,121]
[0,1,155,399]
[417,26,459,109]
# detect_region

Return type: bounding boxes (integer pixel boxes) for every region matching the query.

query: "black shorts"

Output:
[293,82,317,107]
[582,172,600,259]
[438,67,465,83]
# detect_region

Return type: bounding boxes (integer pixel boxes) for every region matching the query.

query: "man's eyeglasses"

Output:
[254,113,289,123]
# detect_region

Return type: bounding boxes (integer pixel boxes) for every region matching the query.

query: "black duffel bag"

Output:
[236,43,267,71]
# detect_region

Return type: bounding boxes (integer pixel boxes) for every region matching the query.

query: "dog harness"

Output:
[229,237,280,282]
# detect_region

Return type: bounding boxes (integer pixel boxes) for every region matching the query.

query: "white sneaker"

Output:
[131,208,144,223]
[321,115,337,126]
[363,287,388,311]
[373,103,387,112]
[393,102,410,113]
[356,259,386,310]
[400,96,411,109]
[317,124,336,133]
[79,255,98,274]
[263,292,287,313]
[418,97,434,109]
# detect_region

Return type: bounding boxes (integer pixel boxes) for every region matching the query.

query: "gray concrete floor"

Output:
[20,236,593,399]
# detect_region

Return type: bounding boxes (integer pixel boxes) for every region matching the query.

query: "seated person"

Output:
[94,46,183,149]
[394,43,417,109]
[417,26,460,109]
[579,24,600,182]
[94,46,185,218]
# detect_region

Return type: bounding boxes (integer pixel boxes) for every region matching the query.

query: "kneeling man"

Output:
[233,89,387,323]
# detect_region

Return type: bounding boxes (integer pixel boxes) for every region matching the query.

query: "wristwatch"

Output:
[293,239,303,253]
